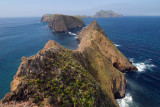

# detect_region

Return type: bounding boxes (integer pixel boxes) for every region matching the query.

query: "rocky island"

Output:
[0,20,137,107]
[41,14,85,33]
[93,10,123,18]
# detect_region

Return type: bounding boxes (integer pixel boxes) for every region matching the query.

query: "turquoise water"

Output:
[0,17,160,107]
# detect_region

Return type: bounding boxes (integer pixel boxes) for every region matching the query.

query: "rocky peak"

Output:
[41,40,65,52]
[1,21,137,107]
[78,20,137,72]
[86,20,102,31]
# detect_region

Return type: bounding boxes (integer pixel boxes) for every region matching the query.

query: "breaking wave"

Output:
[129,58,156,72]
[116,93,133,107]
[114,44,121,47]
[68,31,77,36]
[68,31,78,39]
[74,36,78,39]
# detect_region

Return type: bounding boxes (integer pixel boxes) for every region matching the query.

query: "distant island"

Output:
[41,14,91,23]
[41,11,123,33]
[41,10,122,23]
[93,10,123,18]
[41,14,85,33]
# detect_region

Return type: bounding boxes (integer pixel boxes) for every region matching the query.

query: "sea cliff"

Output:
[0,20,137,107]
[41,14,85,33]
[41,14,53,22]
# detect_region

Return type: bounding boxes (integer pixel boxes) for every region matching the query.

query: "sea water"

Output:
[0,17,160,107]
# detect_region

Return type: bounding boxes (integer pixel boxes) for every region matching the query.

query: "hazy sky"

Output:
[0,0,160,17]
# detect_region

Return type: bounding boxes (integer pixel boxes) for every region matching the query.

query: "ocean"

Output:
[0,17,160,107]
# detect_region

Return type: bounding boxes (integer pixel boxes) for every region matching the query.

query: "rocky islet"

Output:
[41,14,85,33]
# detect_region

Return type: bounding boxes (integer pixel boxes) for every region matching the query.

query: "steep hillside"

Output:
[41,14,53,22]
[41,14,85,33]
[0,21,137,107]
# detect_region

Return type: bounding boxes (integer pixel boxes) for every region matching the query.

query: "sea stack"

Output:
[0,21,137,107]
[41,14,85,33]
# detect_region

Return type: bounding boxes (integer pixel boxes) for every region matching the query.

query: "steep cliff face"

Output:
[41,14,52,22]
[77,20,137,105]
[41,14,85,33]
[78,21,137,72]
[0,21,137,107]
[49,14,85,33]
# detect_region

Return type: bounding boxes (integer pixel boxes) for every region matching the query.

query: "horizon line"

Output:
[0,15,160,18]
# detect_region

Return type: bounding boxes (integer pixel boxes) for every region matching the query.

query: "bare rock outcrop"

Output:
[78,21,137,72]
[0,21,137,107]
[41,14,85,33]
[41,14,52,22]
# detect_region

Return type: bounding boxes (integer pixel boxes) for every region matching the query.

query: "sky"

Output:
[0,0,160,17]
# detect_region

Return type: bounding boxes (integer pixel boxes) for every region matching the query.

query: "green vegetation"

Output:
[25,50,107,106]
[1,21,133,107]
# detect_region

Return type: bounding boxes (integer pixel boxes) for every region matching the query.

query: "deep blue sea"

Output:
[0,17,160,107]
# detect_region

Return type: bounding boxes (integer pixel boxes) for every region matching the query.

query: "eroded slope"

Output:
[0,21,137,107]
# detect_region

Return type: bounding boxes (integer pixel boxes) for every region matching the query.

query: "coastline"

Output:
[0,17,160,106]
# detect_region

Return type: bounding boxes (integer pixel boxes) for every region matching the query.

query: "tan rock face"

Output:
[41,14,85,33]
[41,14,52,22]
[78,20,137,72]
[48,14,85,33]
[42,14,85,33]
[77,20,137,103]
[1,21,137,107]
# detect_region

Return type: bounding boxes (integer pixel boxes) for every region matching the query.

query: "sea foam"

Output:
[129,58,156,72]
[116,93,133,107]
[68,31,78,39]
[114,44,120,47]
[68,31,77,36]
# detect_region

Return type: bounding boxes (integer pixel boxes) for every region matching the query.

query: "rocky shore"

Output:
[0,20,137,107]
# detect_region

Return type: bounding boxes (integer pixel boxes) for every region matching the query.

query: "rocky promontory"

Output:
[93,10,123,18]
[0,21,137,107]
[41,14,85,33]
[41,14,53,22]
